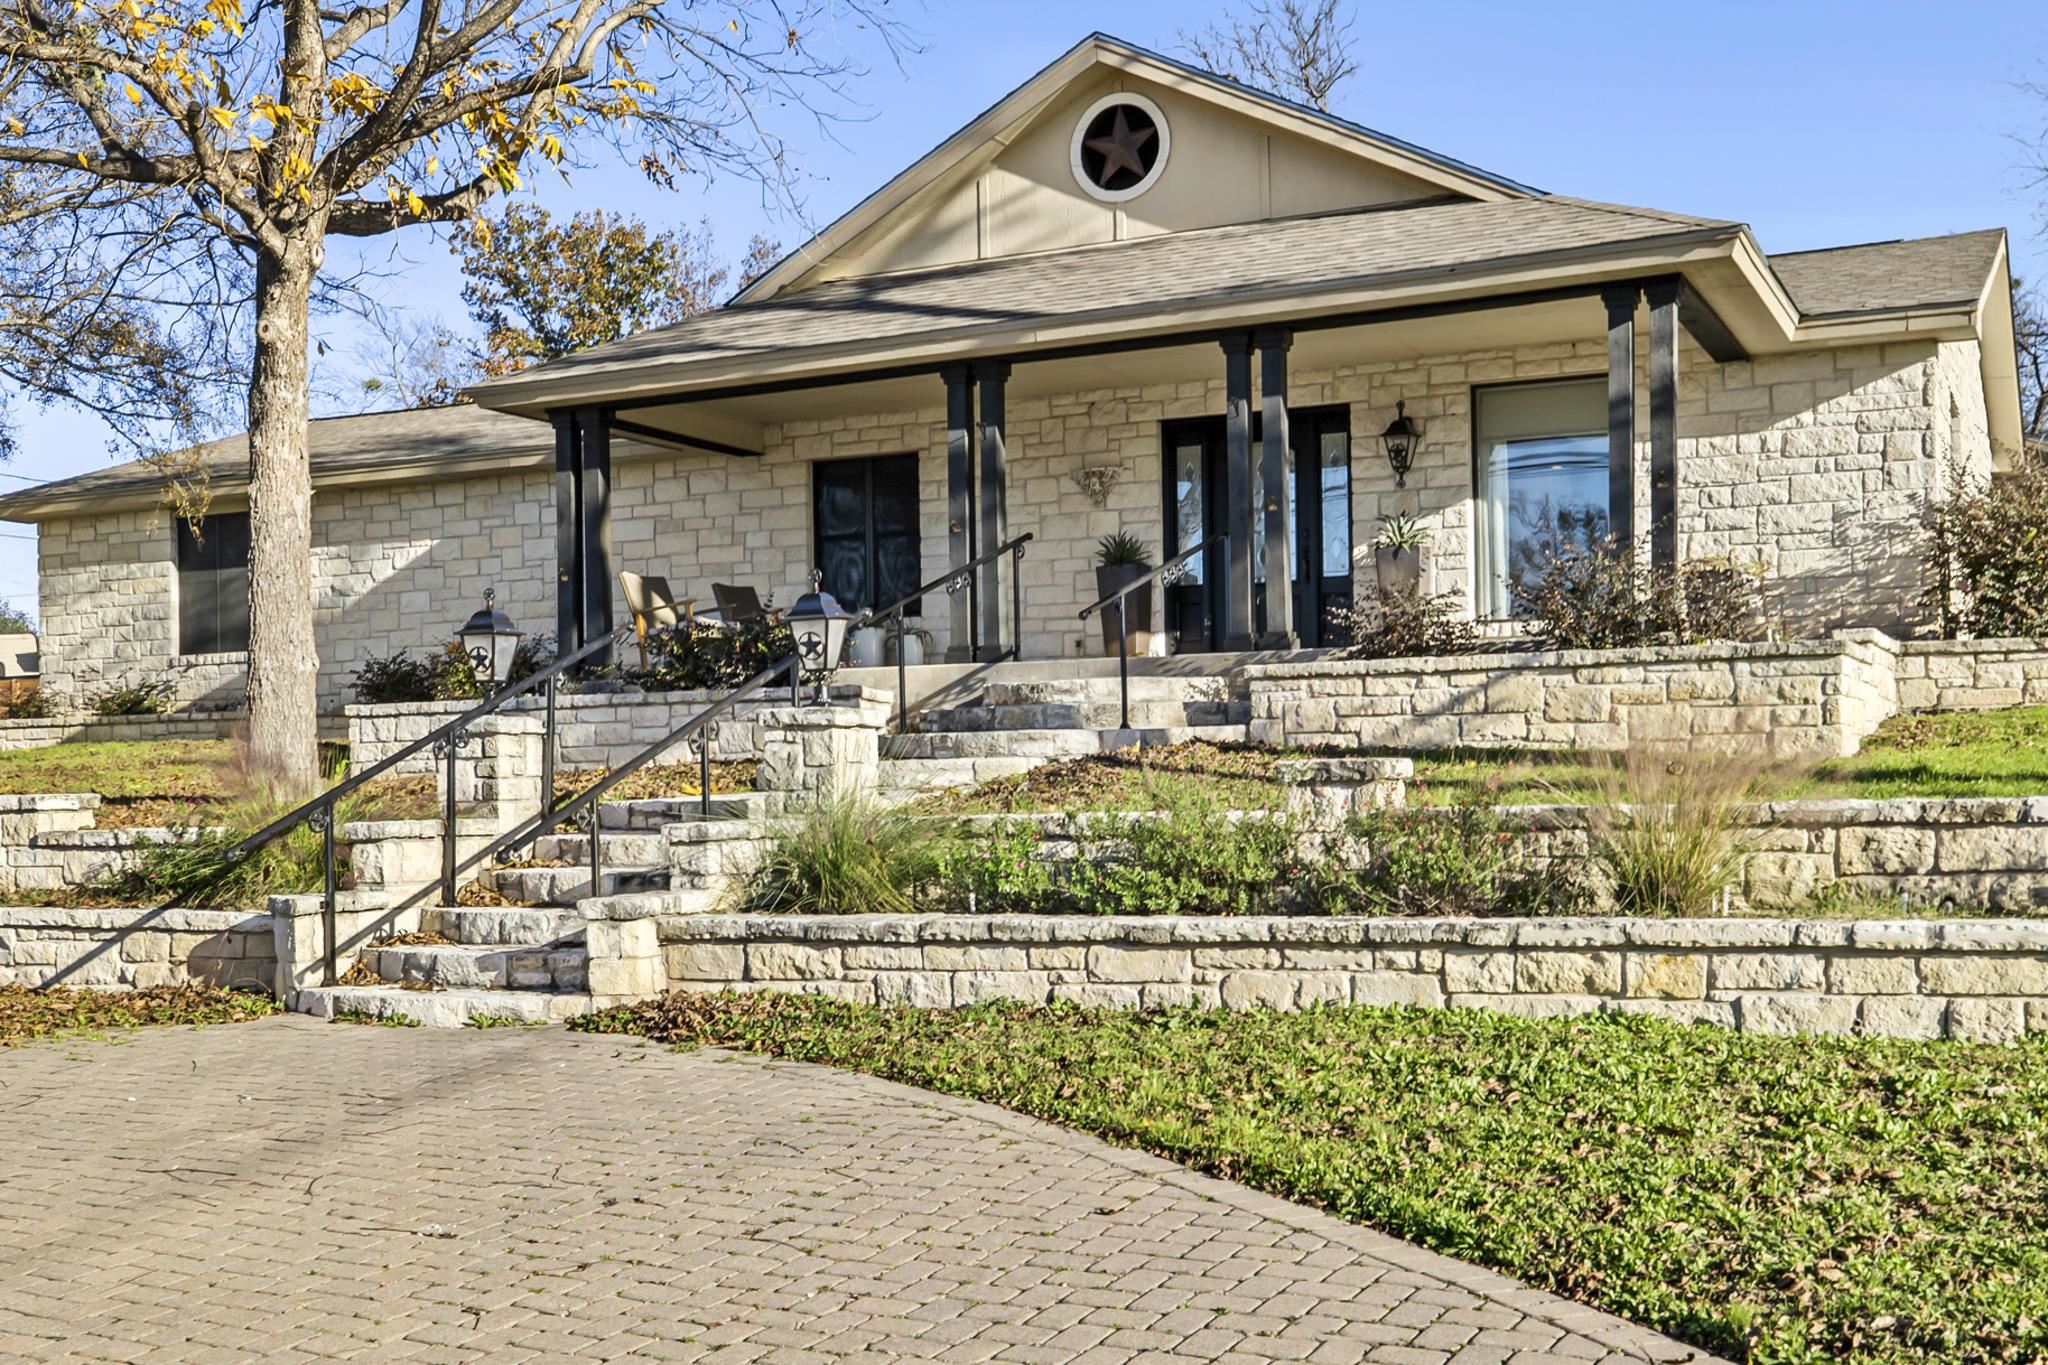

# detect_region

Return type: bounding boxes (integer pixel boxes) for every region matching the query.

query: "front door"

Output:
[1160,408,1353,651]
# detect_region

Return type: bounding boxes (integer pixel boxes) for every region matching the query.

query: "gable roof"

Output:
[1767,229,2008,318]
[0,404,553,522]
[737,32,1539,303]
[474,195,1739,411]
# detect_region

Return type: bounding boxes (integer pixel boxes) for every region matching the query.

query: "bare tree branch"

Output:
[1179,0,1357,112]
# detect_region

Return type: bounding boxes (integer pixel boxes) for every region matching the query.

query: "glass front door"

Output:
[1160,407,1353,651]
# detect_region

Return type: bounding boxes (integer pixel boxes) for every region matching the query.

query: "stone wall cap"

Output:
[0,792,102,811]
[1237,637,1861,681]
[0,906,272,931]
[1275,757,1414,783]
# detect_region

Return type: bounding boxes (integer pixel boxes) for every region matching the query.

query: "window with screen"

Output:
[1473,378,1610,618]
[812,454,921,616]
[176,512,251,655]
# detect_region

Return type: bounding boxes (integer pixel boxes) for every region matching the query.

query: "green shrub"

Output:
[738,796,950,915]
[1512,541,1767,649]
[1332,587,1477,660]
[1582,750,1769,916]
[1068,789,1303,916]
[87,678,176,717]
[1316,798,1586,917]
[644,614,796,691]
[929,819,1062,914]
[349,649,437,704]
[1923,451,2048,637]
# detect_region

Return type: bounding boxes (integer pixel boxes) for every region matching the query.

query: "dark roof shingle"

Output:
[1766,229,2005,317]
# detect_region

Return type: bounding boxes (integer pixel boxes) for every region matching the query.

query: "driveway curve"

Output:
[0,1017,1723,1363]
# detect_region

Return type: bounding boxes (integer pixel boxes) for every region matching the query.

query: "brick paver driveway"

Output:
[0,1017,1723,1364]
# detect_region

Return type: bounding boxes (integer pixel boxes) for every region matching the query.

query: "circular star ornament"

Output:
[1072,95,1168,200]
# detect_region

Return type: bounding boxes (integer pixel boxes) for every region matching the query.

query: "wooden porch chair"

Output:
[708,582,781,626]
[618,570,695,669]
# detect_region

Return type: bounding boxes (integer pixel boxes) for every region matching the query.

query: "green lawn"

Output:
[576,994,2048,1365]
[0,984,280,1045]
[923,709,2048,815]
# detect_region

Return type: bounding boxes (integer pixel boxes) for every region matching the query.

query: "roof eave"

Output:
[474,225,1751,417]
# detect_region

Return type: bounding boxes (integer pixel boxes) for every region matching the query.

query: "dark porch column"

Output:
[942,365,977,662]
[1645,278,1681,576]
[1601,284,1640,553]
[1221,334,1256,651]
[551,410,583,654]
[576,405,614,664]
[1256,327,1295,648]
[974,360,1010,659]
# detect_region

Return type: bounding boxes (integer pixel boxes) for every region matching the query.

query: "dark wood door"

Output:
[1159,408,1352,652]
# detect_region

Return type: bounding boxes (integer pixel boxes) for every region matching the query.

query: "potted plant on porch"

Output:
[1094,532,1154,658]
[1372,513,1431,596]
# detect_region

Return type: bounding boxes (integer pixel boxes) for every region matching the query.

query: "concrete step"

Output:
[295,985,599,1028]
[915,700,1248,732]
[363,943,587,992]
[482,863,669,906]
[530,832,666,866]
[591,794,767,830]
[426,906,587,946]
[576,888,723,919]
[982,676,1236,706]
[882,724,1251,761]
[877,756,1043,794]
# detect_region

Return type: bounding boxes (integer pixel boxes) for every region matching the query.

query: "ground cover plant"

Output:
[576,993,2048,1365]
[0,984,279,1045]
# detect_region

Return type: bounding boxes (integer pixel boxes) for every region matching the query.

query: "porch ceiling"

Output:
[613,295,1609,447]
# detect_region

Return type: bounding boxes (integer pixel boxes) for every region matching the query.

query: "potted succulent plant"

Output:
[1372,513,1431,595]
[1094,531,1154,657]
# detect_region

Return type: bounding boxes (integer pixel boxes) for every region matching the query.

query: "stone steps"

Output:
[295,985,599,1028]
[530,832,667,866]
[426,906,587,946]
[481,863,670,906]
[981,676,1235,706]
[598,794,769,830]
[364,942,588,992]
[882,724,1251,761]
[916,700,1248,732]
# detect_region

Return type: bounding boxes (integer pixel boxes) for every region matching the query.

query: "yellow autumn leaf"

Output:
[124,84,142,104]
[207,105,234,130]
[6,118,23,136]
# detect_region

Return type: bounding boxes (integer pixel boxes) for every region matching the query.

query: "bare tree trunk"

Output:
[244,236,322,794]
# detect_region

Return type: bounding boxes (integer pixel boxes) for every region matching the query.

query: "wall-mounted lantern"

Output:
[787,571,857,703]
[1379,401,1423,488]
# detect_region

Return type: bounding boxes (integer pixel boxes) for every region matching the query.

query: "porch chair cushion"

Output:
[710,582,776,623]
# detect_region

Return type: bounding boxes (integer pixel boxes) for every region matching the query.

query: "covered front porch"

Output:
[531,275,1746,671]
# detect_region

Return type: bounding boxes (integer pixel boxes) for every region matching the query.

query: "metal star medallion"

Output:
[1085,108,1156,187]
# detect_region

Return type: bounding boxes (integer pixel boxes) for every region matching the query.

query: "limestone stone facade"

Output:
[26,329,1993,714]
[0,905,275,990]
[656,912,2048,1043]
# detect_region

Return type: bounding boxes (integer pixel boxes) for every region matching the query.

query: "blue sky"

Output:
[1,0,2042,626]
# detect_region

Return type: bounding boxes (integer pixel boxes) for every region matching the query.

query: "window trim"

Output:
[1468,373,1610,622]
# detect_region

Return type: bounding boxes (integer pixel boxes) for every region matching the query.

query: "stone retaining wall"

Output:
[0,906,276,990]
[347,690,768,774]
[1241,633,1901,759]
[1894,639,2048,710]
[1514,796,2048,912]
[656,913,2048,1042]
[0,713,242,752]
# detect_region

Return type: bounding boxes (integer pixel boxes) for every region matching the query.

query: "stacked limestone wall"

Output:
[32,331,1991,710]
[657,913,2048,1043]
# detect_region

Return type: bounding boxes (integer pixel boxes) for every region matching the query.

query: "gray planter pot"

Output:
[1374,545,1430,596]
[1094,564,1153,657]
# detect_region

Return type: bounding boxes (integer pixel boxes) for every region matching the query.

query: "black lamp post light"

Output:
[459,587,522,684]
[787,570,857,704]
[1379,400,1423,488]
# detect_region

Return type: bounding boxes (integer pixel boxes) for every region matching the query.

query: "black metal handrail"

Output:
[180,624,631,986]
[1077,533,1228,731]
[859,531,1034,733]
[468,651,805,904]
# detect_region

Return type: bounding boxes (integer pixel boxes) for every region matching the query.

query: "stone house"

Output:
[0,32,2024,715]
